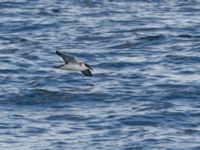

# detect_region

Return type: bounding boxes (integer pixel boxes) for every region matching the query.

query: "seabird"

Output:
[54,51,93,76]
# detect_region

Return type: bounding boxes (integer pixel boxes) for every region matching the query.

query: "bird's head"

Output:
[84,63,93,70]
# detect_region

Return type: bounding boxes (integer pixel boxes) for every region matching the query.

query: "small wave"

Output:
[108,42,137,49]
[137,35,166,41]
[177,34,200,39]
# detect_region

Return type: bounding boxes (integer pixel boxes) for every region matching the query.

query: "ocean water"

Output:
[0,0,200,149]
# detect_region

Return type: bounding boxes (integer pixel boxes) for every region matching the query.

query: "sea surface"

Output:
[0,0,200,149]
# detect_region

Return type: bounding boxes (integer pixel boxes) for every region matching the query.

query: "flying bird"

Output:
[54,51,93,76]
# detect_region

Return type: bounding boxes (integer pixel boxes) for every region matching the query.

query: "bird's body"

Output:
[55,51,93,76]
[58,63,88,71]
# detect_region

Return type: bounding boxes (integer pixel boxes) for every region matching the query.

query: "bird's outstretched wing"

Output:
[81,70,92,76]
[56,51,76,64]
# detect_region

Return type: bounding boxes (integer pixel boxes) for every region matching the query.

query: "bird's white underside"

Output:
[60,63,88,71]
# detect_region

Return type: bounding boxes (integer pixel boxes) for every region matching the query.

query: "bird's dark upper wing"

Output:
[56,51,75,64]
[81,69,92,77]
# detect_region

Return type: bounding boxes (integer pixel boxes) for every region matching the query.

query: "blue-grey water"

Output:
[1,0,200,149]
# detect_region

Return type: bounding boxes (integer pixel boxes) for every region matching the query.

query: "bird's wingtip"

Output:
[56,50,62,56]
